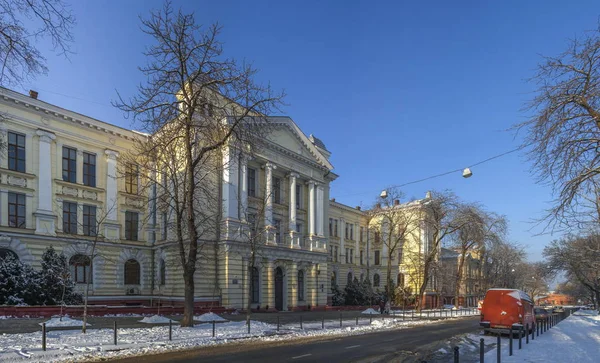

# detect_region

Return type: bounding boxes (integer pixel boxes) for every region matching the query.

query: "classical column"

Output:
[307,181,316,235]
[316,184,324,236]
[339,218,345,262]
[239,155,248,221]
[104,150,119,220]
[264,162,275,226]
[355,224,359,265]
[34,130,56,235]
[289,261,298,309]
[288,173,299,230]
[266,260,275,310]
[222,146,239,220]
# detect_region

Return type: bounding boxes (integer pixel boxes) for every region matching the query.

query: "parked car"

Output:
[534,307,550,320]
[480,288,535,335]
[443,304,458,310]
[553,306,565,313]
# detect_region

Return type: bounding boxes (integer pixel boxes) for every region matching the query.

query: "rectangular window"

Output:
[248,213,257,239]
[296,184,301,209]
[345,224,349,239]
[350,249,353,264]
[350,224,354,240]
[334,219,338,237]
[334,246,338,262]
[360,250,364,265]
[162,212,168,240]
[274,219,281,244]
[330,245,333,258]
[398,249,403,263]
[125,164,139,194]
[374,231,381,244]
[8,192,25,228]
[360,226,364,242]
[247,168,256,197]
[329,218,333,236]
[8,132,25,173]
[83,205,96,236]
[125,211,139,241]
[272,177,281,204]
[296,223,302,233]
[345,248,349,264]
[374,250,381,265]
[63,201,77,234]
[62,147,77,183]
[83,152,96,187]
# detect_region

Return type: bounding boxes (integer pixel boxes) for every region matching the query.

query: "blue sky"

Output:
[20,0,600,261]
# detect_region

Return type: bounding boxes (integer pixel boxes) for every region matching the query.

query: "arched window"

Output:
[397,273,405,287]
[331,271,337,287]
[69,254,91,283]
[298,270,304,301]
[250,267,260,303]
[373,273,380,287]
[0,248,18,261]
[347,272,353,285]
[124,259,141,285]
[159,258,166,286]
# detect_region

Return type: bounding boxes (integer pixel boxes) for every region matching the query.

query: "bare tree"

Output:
[515,261,552,302]
[481,240,526,290]
[515,21,600,232]
[371,187,421,305]
[544,234,600,311]
[114,2,284,327]
[0,0,75,87]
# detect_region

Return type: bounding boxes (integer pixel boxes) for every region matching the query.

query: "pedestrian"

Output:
[379,299,385,314]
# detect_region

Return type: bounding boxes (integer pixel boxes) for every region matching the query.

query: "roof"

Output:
[441,248,460,258]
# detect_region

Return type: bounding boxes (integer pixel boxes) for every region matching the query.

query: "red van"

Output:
[480,289,535,334]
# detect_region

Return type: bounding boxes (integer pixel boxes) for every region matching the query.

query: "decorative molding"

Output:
[36,129,56,143]
[0,235,34,264]
[7,175,27,188]
[105,149,119,160]
[82,190,98,200]
[62,186,78,197]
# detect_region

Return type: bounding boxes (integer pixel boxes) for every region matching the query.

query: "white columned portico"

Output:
[104,149,120,240]
[316,184,324,236]
[307,181,316,236]
[222,146,240,220]
[34,129,56,235]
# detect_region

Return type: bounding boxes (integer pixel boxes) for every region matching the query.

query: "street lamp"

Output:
[380,190,388,199]
[462,168,473,178]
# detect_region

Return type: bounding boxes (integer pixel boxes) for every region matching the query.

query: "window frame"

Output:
[251,267,260,303]
[62,201,77,234]
[125,211,139,241]
[62,146,77,183]
[272,176,281,204]
[159,258,166,286]
[374,273,380,287]
[374,250,381,265]
[70,254,91,284]
[247,168,256,197]
[8,192,26,229]
[82,152,96,187]
[125,163,139,194]
[7,131,26,173]
[124,258,141,285]
[295,183,302,209]
[297,270,305,301]
[273,218,281,244]
[83,204,97,236]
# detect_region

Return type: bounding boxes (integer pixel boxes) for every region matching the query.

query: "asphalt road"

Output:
[111,316,480,363]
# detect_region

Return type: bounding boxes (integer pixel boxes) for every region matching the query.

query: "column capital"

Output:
[36,129,56,143]
[105,149,119,160]
[288,172,300,179]
[265,162,277,170]
[306,180,317,186]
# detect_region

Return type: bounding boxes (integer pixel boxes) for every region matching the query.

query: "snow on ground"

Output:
[102,313,143,318]
[361,308,379,315]
[138,315,177,324]
[481,312,600,362]
[39,317,89,328]
[0,314,455,362]
[194,312,227,322]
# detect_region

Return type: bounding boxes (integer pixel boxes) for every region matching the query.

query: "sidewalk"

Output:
[483,310,600,362]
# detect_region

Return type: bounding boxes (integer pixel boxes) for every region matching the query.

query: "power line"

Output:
[336,145,524,198]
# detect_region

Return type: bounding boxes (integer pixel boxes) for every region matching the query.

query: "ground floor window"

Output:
[251,267,260,303]
[298,270,304,301]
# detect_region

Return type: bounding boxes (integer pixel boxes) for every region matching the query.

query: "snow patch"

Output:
[194,312,227,322]
[361,308,379,315]
[39,316,89,328]
[138,315,176,324]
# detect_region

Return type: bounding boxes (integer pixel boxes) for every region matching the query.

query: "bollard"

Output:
[277,315,280,331]
[532,322,535,340]
[518,325,523,350]
[497,334,501,363]
[446,309,448,318]
[300,315,303,330]
[114,321,117,345]
[248,320,251,334]
[526,323,529,344]
[169,319,172,341]
[370,314,372,325]
[356,316,359,326]
[212,320,216,337]
[323,315,325,329]
[340,313,342,328]
[479,338,484,363]
[453,346,459,363]
[42,323,46,351]
[509,325,513,356]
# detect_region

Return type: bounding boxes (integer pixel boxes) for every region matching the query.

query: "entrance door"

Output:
[275,267,283,311]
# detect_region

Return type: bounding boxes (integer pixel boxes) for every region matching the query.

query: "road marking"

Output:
[345,345,361,349]
[383,339,395,342]
[292,354,312,359]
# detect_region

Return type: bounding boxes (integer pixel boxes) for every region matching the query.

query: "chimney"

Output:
[425,191,432,199]
[331,198,336,202]
[394,199,400,206]
[375,203,381,209]
[29,90,38,99]
[356,206,361,210]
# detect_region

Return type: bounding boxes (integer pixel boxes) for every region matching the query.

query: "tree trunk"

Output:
[246,261,253,330]
[386,248,393,303]
[181,269,195,327]
[82,241,97,334]
[455,253,465,308]
[417,259,431,311]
